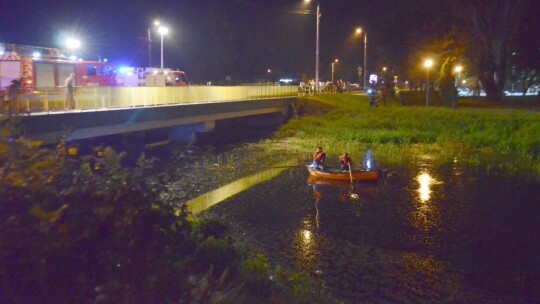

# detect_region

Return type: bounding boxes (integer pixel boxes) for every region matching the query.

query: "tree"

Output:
[437,57,459,109]
[456,0,530,102]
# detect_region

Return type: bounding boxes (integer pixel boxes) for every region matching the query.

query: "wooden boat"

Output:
[306,165,379,182]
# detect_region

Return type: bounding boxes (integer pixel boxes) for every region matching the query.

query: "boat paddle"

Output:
[348,162,354,190]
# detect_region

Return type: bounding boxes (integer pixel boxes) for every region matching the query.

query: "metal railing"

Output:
[8,85,299,114]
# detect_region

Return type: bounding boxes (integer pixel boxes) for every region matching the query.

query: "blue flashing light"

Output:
[32,51,41,58]
[118,66,135,75]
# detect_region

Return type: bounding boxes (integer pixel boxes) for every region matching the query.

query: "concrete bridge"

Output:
[12,85,298,145]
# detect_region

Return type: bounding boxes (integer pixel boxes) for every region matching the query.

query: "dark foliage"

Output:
[0,118,330,304]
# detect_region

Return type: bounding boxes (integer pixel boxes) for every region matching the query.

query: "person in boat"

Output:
[312,146,326,170]
[339,152,352,171]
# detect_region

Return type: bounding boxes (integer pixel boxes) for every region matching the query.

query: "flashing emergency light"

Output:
[32,52,41,58]
[69,55,77,61]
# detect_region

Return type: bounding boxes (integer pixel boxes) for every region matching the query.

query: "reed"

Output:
[266,94,540,171]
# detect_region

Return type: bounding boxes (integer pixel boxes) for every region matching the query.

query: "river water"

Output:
[188,154,540,303]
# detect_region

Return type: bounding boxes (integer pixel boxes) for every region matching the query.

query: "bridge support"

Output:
[168,121,216,143]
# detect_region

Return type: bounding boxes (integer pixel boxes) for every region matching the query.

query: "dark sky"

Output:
[1,0,537,83]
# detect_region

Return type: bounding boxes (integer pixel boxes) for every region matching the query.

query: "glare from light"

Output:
[303,230,311,242]
[65,38,81,49]
[383,66,387,71]
[77,58,83,61]
[417,172,433,202]
[118,66,130,74]
[69,55,77,61]
[267,69,271,73]
[279,78,293,83]
[158,26,169,35]
[462,80,467,84]
[154,20,160,26]
[32,51,41,58]
[424,59,434,68]
[334,58,339,63]
[454,65,463,73]
[356,27,362,35]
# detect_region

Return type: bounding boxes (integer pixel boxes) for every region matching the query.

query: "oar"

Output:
[348,162,354,190]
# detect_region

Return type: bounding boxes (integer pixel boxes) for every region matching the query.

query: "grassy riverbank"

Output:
[265,94,540,172]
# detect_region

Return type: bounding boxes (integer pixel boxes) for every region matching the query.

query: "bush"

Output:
[0,118,331,303]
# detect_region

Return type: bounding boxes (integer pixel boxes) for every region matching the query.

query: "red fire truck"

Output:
[0,44,117,91]
[1,43,190,95]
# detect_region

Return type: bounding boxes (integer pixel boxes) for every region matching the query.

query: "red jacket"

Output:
[339,155,352,164]
[314,151,326,163]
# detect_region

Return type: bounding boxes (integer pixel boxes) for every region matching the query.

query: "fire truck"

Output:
[0,43,190,92]
[0,44,116,91]
[115,66,190,87]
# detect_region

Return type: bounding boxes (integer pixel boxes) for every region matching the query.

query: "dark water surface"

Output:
[202,160,540,303]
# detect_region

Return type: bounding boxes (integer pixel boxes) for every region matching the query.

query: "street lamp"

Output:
[331,59,338,84]
[305,0,320,93]
[158,25,169,69]
[65,38,81,50]
[454,65,463,87]
[146,20,162,67]
[424,59,434,106]
[355,27,367,91]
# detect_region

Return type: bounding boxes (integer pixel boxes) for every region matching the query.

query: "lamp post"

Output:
[424,59,434,106]
[454,65,463,87]
[305,0,320,93]
[158,25,169,69]
[331,59,338,83]
[65,38,81,58]
[355,28,367,91]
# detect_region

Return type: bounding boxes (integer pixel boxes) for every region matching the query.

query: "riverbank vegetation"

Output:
[0,118,331,303]
[268,94,540,173]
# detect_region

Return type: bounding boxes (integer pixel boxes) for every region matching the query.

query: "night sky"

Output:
[1,0,537,83]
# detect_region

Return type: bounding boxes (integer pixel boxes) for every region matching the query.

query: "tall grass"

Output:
[265,94,540,172]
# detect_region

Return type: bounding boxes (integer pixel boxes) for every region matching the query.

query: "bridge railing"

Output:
[12,85,298,113]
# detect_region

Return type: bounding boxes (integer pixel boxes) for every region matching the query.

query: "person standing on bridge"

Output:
[65,73,76,110]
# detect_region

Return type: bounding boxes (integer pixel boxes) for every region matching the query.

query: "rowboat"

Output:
[306,165,379,182]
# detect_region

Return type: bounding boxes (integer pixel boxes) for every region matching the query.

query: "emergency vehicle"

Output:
[0,44,116,90]
[115,66,190,87]
[0,43,190,92]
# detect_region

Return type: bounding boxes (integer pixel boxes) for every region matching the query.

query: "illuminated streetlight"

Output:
[305,0,320,93]
[331,58,338,84]
[454,65,463,87]
[65,38,81,50]
[158,25,169,69]
[424,59,434,106]
[355,27,367,91]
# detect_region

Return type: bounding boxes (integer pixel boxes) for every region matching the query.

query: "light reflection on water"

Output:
[197,159,540,303]
[417,172,435,202]
[185,166,290,214]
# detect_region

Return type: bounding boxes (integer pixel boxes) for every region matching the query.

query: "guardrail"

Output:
[8,85,298,114]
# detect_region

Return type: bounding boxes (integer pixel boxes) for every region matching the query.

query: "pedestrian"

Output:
[7,77,22,116]
[65,73,76,110]
[312,146,326,171]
